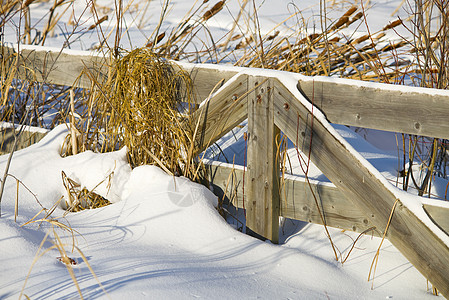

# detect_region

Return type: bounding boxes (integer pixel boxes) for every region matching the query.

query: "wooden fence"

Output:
[2,44,449,297]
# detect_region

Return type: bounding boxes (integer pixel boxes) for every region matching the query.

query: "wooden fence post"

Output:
[246,76,280,243]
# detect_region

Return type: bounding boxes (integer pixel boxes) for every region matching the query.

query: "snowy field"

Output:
[0,125,439,299]
[1,0,448,299]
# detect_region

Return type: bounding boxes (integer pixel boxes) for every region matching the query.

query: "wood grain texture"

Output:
[2,45,240,103]
[274,79,449,297]
[178,65,239,103]
[246,76,280,243]
[423,204,449,236]
[1,45,108,89]
[206,161,380,235]
[298,79,449,139]
[190,74,248,155]
[280,176,379,235]
[206,162,245,209]
[0,128,47,154]
[6,42,449,125]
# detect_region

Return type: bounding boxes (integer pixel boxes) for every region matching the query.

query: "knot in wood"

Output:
[256,94,262,103]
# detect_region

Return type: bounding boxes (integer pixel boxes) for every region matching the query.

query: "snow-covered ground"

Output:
[0,125,439,299]
[1,0,448,299]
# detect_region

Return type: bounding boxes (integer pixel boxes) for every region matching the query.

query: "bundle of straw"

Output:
[87,48,195,176]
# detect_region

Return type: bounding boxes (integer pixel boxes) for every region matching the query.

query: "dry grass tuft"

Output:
[61,171,111,212]
[82,48,197,177]
[234,5,408,82]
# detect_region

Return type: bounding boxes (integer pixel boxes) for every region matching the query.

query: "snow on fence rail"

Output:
[2,44,449,297]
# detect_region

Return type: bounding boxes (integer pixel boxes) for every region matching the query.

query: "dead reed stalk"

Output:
[82,48,197,177]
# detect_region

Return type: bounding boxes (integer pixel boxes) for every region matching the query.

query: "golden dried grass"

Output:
[234,5,408,82]
[81,48,197,177]
[61,171,111,212]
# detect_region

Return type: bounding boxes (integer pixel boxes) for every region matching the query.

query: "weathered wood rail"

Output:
[0,124,48,154]
[2,44,449,297]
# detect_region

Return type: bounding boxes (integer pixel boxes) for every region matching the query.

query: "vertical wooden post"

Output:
[246,76,280,243]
